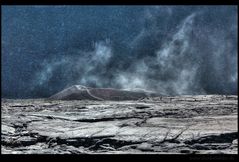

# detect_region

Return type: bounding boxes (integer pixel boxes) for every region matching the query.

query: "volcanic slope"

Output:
[49,85,160,100]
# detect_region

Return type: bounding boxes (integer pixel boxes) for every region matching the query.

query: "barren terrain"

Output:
[1,95,238,154]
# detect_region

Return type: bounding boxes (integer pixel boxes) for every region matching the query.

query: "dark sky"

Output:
[1,5,238,98]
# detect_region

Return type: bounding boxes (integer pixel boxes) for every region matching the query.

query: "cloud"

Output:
[2,6,237,98]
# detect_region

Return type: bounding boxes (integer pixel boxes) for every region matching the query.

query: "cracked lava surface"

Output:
[1,95,238,154]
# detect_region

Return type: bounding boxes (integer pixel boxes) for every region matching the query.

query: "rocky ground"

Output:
[1,95,238,154]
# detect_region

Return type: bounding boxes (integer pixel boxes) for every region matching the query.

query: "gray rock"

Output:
[1,95,237,154]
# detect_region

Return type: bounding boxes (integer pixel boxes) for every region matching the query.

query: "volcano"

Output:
[49,85,160,100]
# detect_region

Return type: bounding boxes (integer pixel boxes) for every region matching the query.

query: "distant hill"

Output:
[49,85,161,100]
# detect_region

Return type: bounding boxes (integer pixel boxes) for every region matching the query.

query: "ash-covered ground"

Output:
[1,95,237,154]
